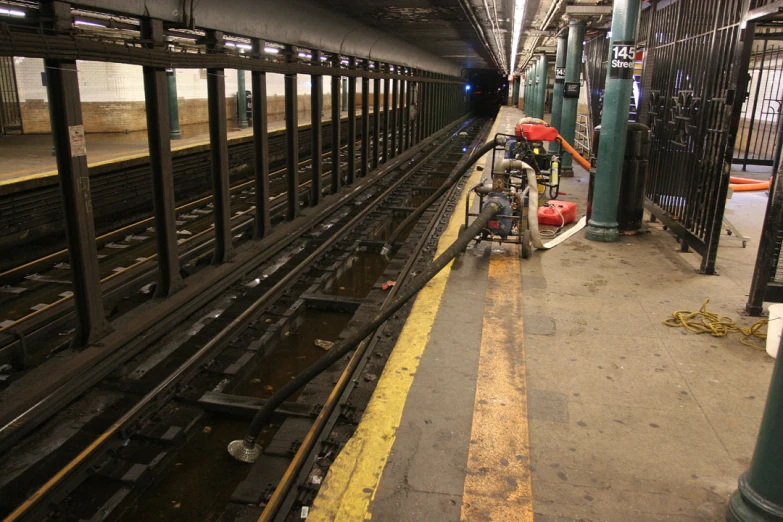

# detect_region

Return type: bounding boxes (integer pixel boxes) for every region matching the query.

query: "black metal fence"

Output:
[734,32,783,169]
[640,0,750,274]
[584,32,609,132]
[0,56,22,135]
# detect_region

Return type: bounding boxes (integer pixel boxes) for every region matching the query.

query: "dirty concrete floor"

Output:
[367,106,774,522]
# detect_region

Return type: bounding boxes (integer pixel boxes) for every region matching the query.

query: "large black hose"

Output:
[228,201,502,462]
[380,136,504,257]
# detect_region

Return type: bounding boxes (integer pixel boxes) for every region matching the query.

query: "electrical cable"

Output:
[664,298,768,350]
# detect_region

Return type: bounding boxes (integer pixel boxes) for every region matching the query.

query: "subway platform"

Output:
[307,106,775,522]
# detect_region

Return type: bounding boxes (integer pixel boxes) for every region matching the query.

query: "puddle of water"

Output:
[325,250,389,298]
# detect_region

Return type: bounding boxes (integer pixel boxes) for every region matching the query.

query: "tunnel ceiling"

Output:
[322,0,511,72]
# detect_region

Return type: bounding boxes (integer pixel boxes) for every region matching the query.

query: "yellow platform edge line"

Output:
[307,108,511,522]
[460,252,534,522]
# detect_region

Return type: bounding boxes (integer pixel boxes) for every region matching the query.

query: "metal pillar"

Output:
[400,79,411,153]
[346,58,357,185]
[373,74,381,169]
[206,31,234,263]
[586,0,642,243]
[728,341,783,521]
[284,46,299,220]
[536,54,548,119]
[391,76,399,158]
[45,58,111,345]
[533,59,541,116]
[141,18,183,298]
[341,78,348,110]
[550,31,568,152]
[560,19,586,175]
[361,71,370,177]
[251,39,271,238]
[512,76,520,107]
[526,68,533,113]
[330,57,341,194]
[310,54,323,205]
[166,69,181,139]
[237,69,248,129]
[382,73,390,163]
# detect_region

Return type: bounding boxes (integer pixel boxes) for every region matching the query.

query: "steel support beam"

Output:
[512,76,520,107]
[403,78,409,145]
[361,71,370,178]
[586,0,642,243]
[382,73,390,163]
[141,18,184,298]
[166,69,181,139]
[391,76,399,158]
[536,54,548,119]
[560,19,586,175]
[373,74,381,169]
[346,58,357,185]
[330,58,341,194]
[550,31,568,152]
[45,57,111,345]
[284,45,300,219]
[206,30,234,262]
[237,69,248,129]
[728,339,783,521]
[251,40,271,237]
[310,53,323,204]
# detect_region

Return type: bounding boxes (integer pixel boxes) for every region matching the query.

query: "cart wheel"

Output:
[459,224,469,252]
[520,230,532,259]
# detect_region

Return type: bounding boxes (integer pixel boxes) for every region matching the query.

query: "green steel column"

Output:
[535,56,544,118]
[511,76,520,107]
[536,53,548,119]
[166,68,181,139]
[586,0,642,243]
[524,68,532,113]
[237,69,248,129]
[727,340,783,522]
[550,31,568,152]
[560,19,586,175]
[532,58,540,117]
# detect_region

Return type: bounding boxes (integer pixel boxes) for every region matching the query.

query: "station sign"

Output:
[610,41,636,79]
[563,82,580,99]
[555,67,566,83]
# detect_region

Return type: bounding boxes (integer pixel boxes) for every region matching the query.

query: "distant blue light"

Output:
[465,84,471,92]
[462,147,468,152]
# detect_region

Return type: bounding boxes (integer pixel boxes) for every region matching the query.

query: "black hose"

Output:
[380,137,503,257]
[228,201,502,462]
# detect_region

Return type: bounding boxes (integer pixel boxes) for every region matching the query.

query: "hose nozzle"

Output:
[380,243,392,257]
[228,438,262,463]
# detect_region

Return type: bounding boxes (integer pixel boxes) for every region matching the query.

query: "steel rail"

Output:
[259,120,490,522]
[1,117,470,522]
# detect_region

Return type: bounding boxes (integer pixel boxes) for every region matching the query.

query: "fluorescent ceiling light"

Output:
[0,8,25,17]
[264,47,279,54]
[74,20,104,27]
[510,0,525,74]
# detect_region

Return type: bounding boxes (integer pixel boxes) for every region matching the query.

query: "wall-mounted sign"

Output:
[563,82,580,99]
[535,75,540,84]
[555,67,566,83]
[610,41,636,79]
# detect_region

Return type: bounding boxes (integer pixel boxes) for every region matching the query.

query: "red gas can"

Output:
[515,123,559,142]
[538,200,577,226]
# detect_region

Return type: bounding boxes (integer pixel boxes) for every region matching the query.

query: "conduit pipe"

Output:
[380,135,507,257]
[228,201,503,463]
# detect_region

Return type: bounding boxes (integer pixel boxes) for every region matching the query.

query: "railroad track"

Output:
[0,120,386,371]
[0,116,488,522]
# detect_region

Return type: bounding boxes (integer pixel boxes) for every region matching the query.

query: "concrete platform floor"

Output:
[0,109,359,186]
[308,106,775,522]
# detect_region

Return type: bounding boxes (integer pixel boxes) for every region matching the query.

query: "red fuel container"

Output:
[538,200,577,226]
[515,123,559,142]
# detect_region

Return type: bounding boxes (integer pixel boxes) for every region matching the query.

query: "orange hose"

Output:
[555,134,591,170]
[730,176,764,184]
[730,181,769,192]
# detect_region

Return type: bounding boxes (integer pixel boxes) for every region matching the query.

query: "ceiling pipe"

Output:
[515,0,567,73]
[457,0,505,72]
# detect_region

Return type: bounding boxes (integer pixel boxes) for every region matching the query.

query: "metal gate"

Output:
[745,1,783,314]
[0,56,22,135]
[584,33,609,132]
[639,0,752,274]
[734,32,783,169]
